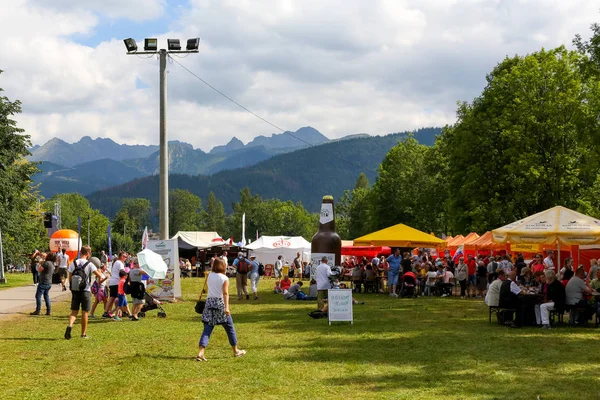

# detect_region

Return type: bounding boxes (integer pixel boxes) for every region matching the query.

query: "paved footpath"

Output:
[0,283,70,318]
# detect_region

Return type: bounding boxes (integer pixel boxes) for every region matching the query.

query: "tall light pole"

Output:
[0,228,5,284]
[124,37,200,240]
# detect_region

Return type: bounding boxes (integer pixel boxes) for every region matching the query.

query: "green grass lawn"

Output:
[0,272,34,290]
[0,277,598,400]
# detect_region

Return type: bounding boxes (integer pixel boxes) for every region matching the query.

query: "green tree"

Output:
[0,74,47,264]
[169,189,206,237]
[111,198,151,244]
[442,47,600,233]
[205,192,227,235]
[43,193,110,254]
[354,173,370,190]
[369,135,441,233]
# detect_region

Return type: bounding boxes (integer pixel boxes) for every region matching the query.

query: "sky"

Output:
[0,0,597,152]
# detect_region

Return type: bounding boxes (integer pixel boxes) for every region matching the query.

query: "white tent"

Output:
[246,236,311,264]
[171,231,225,249]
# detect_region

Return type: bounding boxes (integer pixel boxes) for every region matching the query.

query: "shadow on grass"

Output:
[0,337,60,341]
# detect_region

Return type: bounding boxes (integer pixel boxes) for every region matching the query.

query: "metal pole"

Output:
[0,228,6,284]
[159,49,169,240]
[87,214,90,246]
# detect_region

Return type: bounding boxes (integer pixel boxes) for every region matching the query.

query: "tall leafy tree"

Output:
[205,192,227,235]
[369,135,441,233]
[443,47,600,233]
[169,189,207,237]
[0,72,47,264]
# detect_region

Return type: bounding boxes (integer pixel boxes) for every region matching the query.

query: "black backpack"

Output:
[123,273,132,295]
[258,263,265,276]
[70,260,91,292]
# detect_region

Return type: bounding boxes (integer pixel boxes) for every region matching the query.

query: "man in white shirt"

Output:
[544,251,555,271]
[485,269,506,307]
[65,245,106,340]
[57,248,70,291]
[102,251,127,319]
[316,256,333,310]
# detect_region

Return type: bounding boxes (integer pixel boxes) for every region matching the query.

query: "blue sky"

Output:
[0,0,597,151]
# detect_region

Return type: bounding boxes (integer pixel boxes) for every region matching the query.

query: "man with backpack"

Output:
[65,245,107,340]
[233,252,252,300]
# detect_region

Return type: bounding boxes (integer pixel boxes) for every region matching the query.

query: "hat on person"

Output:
[238,252,243,257]
[521,267,531,276]
[250,255,256,259]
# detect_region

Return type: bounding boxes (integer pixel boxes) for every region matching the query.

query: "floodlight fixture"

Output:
[123,38,138,52]
[186,38,200,51]
[144,38,158,51]
[167,39,181,51]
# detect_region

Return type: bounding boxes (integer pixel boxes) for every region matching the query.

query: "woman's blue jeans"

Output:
[199,315,237,348]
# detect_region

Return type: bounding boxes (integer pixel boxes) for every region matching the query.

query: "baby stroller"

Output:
[138,291,167,318]
[399,272,418,298]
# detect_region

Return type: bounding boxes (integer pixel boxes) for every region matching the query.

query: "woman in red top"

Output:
[531,254,545,274]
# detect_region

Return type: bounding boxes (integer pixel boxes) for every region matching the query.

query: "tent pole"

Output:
[557,240,560,274]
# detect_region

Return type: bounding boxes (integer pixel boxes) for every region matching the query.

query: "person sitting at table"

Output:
[561,269,574,287]
[425,265,438,296]
[589,269,600,291]
[499,270,526,328]
[535,270,566,329]
[485,269,506,307]
[438,266,454,297]
[518,267,534,287]
[565,267,593,325]
[351,263,364,293]
[588,269,600,318]
[363,264,377,290]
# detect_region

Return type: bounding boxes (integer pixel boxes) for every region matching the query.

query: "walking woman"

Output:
[196,258,246,361]
[30,252,55,315]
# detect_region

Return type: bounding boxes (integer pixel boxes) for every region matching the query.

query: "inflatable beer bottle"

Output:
[310,195,341,279]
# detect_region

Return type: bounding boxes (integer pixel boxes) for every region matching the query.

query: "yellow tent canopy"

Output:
[492,206,600,245]
[353,224,447,248]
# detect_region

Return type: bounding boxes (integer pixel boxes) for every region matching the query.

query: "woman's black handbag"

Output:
[195,273,209,314]
[195,300,205,314]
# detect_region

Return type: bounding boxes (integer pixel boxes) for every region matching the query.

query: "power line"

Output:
[168,55,379,174]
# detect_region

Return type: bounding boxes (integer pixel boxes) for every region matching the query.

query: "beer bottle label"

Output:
[320,203,334,224]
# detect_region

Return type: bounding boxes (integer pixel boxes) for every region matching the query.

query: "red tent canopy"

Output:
[341,246,392,258]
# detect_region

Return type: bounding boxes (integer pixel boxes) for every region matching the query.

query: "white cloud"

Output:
[0,0,598,152]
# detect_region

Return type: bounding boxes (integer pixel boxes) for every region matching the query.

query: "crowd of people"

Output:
[483,252,600,329]
[26,247,150,339]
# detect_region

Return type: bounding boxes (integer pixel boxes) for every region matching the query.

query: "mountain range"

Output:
[87,127,442,218]
[31,126,442,209]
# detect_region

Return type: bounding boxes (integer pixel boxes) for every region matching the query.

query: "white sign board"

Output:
[327,289,353,325]
[145,239,181,300]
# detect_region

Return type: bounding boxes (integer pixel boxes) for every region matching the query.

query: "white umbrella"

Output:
[137,249,168,279]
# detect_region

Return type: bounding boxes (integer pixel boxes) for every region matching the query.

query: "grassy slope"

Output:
[0,273,34,290]
[0,278,597,400]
